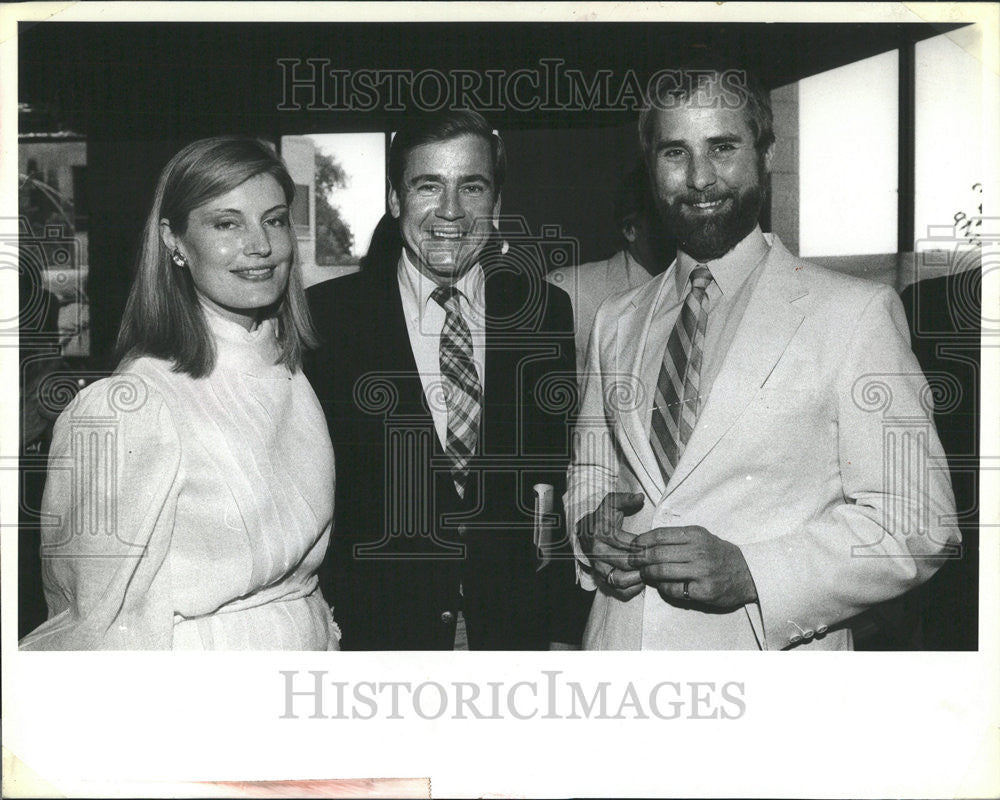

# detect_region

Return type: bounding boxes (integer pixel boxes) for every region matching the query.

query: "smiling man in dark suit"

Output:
[306,110,589,650]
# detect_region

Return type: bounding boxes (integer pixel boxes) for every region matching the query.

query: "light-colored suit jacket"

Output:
[547,250,653,378]
[566,235,960,650]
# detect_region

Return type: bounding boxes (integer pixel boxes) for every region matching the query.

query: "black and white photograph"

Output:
[3,2,997,797]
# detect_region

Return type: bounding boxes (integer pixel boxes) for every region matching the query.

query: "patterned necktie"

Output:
[649,265,714,486]
[432,285,481,499]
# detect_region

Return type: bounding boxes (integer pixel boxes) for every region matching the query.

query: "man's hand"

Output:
[628,526,758,610]
[576,492,645,600]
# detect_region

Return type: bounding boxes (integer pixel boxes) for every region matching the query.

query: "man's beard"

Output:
[661,169,767,262]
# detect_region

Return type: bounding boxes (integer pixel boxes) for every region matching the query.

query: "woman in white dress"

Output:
[20,137,340,650]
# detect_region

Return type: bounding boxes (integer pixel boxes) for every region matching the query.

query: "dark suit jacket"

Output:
[306,238,591,649]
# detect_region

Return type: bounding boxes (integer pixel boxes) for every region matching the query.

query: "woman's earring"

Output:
[171,248,187,267]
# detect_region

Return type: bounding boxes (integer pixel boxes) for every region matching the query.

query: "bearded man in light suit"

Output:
[566,67,960,650]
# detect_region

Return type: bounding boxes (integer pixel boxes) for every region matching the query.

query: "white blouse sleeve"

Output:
[19,373,183,650]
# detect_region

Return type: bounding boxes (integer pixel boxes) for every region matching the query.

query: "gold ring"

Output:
[607,568,618,588]
[682,580,690,600]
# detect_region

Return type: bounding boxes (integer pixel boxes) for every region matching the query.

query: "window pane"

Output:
[18,138,89,357]
[915,31,995,257]
[281,132,387,287]
[798,50,898,257]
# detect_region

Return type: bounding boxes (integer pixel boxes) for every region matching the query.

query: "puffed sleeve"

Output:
[19,373,182,650]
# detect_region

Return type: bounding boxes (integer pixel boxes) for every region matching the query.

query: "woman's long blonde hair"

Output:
[115,136,318,377]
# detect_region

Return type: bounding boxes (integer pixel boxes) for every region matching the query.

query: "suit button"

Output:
[803,629,815,639]
[816,624,828,635]
[458,524,467,537]
[440,611,454,624]
[789,634,803,644]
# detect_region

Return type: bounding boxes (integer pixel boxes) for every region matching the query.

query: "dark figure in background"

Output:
[306,110,590,649]
[358,212,402,273]
[547,162,676,380]
[899,268,980,650]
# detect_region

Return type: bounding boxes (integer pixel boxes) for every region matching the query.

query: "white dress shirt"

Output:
[397,251,487,649]
[397,250,487,453]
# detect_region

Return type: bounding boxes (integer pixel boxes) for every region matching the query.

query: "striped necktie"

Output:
[432,285,481,499]
[649,265,714,486]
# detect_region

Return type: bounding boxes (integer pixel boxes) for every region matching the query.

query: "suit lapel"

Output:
[615,274,672,502]
[366,253,432,418]
[483,269,501,451]
[482,262,525,456]
[664,240,808,497]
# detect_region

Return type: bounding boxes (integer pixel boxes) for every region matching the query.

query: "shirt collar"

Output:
[674,225,769,296]
[398,248,486,318]
[199,297,273,341]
